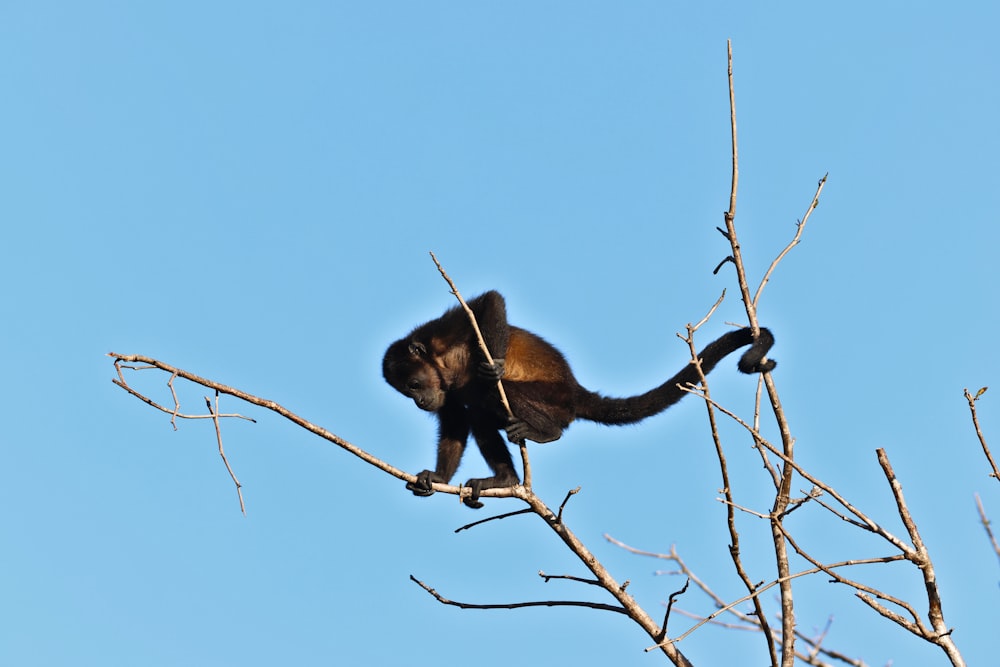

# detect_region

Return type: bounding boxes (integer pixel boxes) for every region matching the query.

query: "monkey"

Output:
[382,290,775,508]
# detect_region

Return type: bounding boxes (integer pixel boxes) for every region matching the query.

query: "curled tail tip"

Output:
[739,357,777,374]
[737,327,776,374]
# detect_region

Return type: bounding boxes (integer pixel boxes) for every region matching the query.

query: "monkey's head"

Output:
[382,339,448,412]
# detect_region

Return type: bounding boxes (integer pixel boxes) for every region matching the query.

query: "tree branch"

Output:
[109,352,521,505]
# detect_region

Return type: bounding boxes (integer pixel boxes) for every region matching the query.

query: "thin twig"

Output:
[538,572,603,587]
[556,486,581,523]
[205,392,246,515]
[454,508,532,533]
[409,575,628,615]
[429,252,531,492]
[974,493,1000,564]
[752,174,828,309]
[428,252,514,420]
[660,578,690,638]
[963,387,998,480]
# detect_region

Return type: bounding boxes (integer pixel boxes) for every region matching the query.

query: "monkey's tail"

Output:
[574,327,775,426]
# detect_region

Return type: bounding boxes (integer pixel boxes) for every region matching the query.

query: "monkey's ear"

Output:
[408,341,427,357]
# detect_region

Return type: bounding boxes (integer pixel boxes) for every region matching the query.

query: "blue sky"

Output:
[2,3,998,665]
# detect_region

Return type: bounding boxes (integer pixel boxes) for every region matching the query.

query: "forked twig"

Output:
[205,392,246,515]
[112,362,255,425]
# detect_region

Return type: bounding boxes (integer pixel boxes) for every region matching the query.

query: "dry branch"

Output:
[109,352,520,506]
[720,39,792,667]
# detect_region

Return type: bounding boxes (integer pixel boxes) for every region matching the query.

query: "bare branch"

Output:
[109,352,521,504]
[429,251,531,493]
[719,40,799,665]
[110,372,254,424]
[876,449,966,666]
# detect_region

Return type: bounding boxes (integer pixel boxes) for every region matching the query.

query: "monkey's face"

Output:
[383,340,448,412]
[398,365,446,412]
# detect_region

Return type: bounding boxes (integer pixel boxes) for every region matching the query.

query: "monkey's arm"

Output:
[466,290,511,366]
[406,400,469,497]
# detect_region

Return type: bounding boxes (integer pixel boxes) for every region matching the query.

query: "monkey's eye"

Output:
[405,380,422,392]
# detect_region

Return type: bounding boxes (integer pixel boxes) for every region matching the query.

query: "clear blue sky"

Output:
[2,3,997,665]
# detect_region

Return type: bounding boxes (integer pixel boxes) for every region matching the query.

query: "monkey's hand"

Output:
[406,470,447,497]
[504,417,563,445]
[476,358,505,381]
[504,418,531,444]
